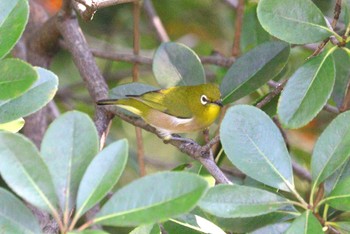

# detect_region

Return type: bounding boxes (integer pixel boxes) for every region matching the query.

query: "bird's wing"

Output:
[131,89,193,118]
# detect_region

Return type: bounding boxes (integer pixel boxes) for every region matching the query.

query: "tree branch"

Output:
[57,13,113,143]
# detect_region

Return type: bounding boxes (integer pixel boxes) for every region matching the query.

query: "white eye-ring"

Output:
[200,95,208,105]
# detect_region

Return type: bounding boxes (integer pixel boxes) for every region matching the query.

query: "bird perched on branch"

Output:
[97,83,223,141]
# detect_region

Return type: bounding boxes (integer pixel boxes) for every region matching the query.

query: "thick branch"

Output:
[57,14,113,140]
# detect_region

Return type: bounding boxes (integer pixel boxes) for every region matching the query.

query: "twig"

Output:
[307,0,342,59]
[143,0,170,42]
[73,0,134,20]
[232,0,244,56]
[256,80,287,109]
[133,0,146,176]
[292,161,312,182]
[91,48,235,68]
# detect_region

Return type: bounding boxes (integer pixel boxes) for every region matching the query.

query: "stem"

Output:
[286,181,309,209]
[323,204,329,221]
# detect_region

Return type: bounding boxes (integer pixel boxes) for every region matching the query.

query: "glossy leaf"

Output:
[0,132,58,212]
[334,222,350,233]
[332,49,350,108]
[220,105,294,191]
[173,214,226,234]
[325,160,350,196]
[221,41,289,104]
[0,188,41,234]
[0,67,58,123]
[278,51,335,129]
[285,211,323,234]
[95,172,208,226]
[0,0,29,58]
[0,118,24,132]
[240,3,271,53]
[129,224,161,234]
[203,206,296,233]
[326,176,350,211]
[257,0,333,44]
[68,230,109,234]
[250,222,290,234]
[311,111,350,186]
[0,59,37,100]
[41,111,99,212]
[76,139,128,218]
[198,184,289,218]
[152,42,205,88]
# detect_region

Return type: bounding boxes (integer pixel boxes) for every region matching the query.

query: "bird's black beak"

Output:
[213,99,223,107]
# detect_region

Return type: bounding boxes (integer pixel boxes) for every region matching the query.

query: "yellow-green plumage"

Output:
[97,83,222,139]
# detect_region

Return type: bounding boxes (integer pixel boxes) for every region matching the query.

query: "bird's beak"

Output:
[213,99,223,107]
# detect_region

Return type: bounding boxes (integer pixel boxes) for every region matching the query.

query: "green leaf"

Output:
[331,49,350,108]
[0,59,37,100]
[202,207,296,233]
[220,105,294,191]
[95,172,208,227]
[198,184,290,218]
[152,42,205,88]
[285,211,323,234]
[311,111,350,186]
[249,222,290,234]
[172,214,226,234]
[0,0,29,58]
[68,230,109,234]
[240,3,271,53]
[129,224,161,234]
[0,67,58,124]
[326,176,350,211]
[257,0,333,44]
[278,50,335,129]
[334,221,350,233]
[0,132,58,213]
[221,41,289,104]
[0,188,41,234]
[41,111,99,212]
[0,118,24,132]
[76,139,128,218]
[324,160,350,196]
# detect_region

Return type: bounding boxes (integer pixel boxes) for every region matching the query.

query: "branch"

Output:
[90,48,235,68]
[232,0,244,56]
[57,13,113,142]
[143,0,170,42]
[101,106,231,184]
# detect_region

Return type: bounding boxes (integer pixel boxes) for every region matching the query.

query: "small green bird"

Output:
[97,83,223,140]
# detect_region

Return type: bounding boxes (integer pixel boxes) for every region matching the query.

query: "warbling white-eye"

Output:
[97,83,223,140]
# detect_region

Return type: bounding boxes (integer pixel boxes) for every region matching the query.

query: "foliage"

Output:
[1,0,350,233]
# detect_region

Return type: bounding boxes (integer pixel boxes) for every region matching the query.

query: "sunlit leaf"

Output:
[0,0,29,58]
[257,0,333,44]
[153,42,205,88]
[0,59,37,100]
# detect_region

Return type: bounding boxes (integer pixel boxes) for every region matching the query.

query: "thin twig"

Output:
[143,0,170,42]
[307,0,342,59]
[256,80,287,109]
[133,0,146,176]
[232,0,244,56]
[91,48,235,67]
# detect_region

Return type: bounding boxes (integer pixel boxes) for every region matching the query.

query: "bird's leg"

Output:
[202,128,210,144]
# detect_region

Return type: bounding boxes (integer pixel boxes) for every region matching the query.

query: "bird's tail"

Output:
[96,99,119,105]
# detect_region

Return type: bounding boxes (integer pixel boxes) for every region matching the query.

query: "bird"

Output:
[97,83,223,141]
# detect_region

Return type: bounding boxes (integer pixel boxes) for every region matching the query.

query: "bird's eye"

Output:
[200,95,208,105]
